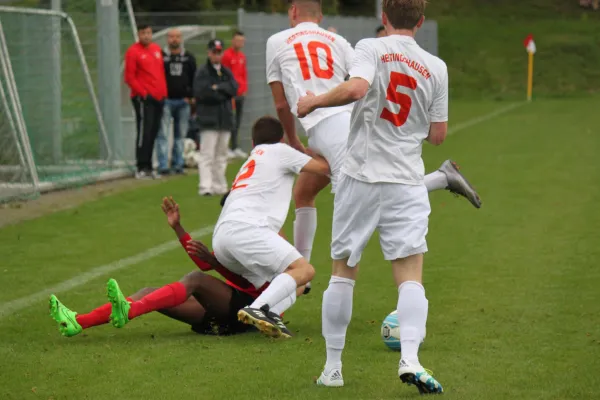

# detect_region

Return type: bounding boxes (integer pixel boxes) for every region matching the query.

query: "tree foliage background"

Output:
[126,0,373,16]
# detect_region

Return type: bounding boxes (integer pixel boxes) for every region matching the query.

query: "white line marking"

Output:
[448,102,524,135]
[0,225,215,320]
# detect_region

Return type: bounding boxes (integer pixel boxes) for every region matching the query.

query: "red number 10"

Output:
[380,72,418,127]
[294,41,334,81]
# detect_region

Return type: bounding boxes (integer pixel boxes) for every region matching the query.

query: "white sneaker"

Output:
[398,359,443,394]
[227,149,237,159]
[233,148,248,158]
[316,367,344,387]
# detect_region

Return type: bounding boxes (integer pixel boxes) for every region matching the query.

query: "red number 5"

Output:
[294,41,334,81]
[231,159,256,191]
[380,72,418,127]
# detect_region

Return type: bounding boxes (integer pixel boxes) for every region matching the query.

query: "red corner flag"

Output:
[523,34,536,54]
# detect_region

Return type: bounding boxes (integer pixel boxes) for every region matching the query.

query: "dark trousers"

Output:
[132,96,164,172]
[230,96,244,150]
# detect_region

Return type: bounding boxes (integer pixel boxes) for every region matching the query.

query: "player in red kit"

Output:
[49,197,287,337]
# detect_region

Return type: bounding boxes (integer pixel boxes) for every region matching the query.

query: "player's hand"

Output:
[185,240,221,268]
[297,91,316,118]
[161,196,181,228]
[288,137,306,153]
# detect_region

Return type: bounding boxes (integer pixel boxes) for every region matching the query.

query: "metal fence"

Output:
[0,6,112,202]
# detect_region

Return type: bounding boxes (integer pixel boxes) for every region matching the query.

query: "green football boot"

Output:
[49,295,82,337]
[106,278,130,328]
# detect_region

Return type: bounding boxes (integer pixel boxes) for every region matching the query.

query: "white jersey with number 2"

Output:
[266,22,355,132]
[216,143,311,233]
[343,35,449,185]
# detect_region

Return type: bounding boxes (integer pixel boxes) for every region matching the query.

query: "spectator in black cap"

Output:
[193,38,238,196]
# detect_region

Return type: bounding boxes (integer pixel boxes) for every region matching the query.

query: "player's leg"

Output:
[198,130,218,196]
[293,172,328,261]
[215,223,311,338]
[49,285,204,337]
[293,112,350,292]
[211,130,231,195]
[317,174,379,387]
[183,271,256,335]
[424,160,481,208]
[378,183,443,394]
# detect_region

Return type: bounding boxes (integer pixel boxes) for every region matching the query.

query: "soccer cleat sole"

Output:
[315,375,344,388]
[106,279,130,329]
[400,372,443,395]
[237,309,291,339]
[449,160,481,209]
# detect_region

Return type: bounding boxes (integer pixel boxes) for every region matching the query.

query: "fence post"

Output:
[237,8,244,30]
[50,0,62,163]
[96,0,121,163]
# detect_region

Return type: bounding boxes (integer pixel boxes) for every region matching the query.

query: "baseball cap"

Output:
[208,39,223,51]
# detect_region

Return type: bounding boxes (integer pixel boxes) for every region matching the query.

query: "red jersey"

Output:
[222,48,248,96]
[124,42,167,100]
[178,233,267,299]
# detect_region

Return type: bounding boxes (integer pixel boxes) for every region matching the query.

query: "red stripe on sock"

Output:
[76,303,112,329]
[127,282,188,320]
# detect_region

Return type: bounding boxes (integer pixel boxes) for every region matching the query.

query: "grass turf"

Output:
[0,98,599,399]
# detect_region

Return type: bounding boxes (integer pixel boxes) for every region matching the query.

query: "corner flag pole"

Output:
[523,34,536,102]
[527,51,534,102]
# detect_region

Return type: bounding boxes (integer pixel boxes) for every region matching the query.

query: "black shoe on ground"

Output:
[237,305,292,338]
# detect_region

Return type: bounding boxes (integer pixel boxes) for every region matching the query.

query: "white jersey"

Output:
[216,143,311,233]
[343,35,449,184]
[266,22,355,132]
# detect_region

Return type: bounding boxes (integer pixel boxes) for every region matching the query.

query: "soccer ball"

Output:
[183,138,199,168]
[381,310,426,351]
[381,310,401,351]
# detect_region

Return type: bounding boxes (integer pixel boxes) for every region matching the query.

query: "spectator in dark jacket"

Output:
[156,28,197,175]
[194,39,238,196]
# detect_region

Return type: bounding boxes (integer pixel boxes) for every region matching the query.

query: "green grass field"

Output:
[1,97,599,399]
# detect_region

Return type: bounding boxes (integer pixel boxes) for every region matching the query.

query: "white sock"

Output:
[270,290,297,315]
[250,273,297,310]
[322,276,355,373]
[424,171,448,192]
[397,281,428,366]
[293,207,317,262]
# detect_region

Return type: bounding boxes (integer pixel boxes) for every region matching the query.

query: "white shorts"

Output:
[212,221,302,289]
[331,174,431,267]
[306,111,351,193]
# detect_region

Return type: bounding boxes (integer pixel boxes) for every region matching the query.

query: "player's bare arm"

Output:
[427,122,447,146]
[301,153,330,176]
[297,78,369,118]
[269,82,305,153]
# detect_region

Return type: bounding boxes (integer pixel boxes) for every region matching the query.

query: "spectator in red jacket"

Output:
[124,24,168,179]
[221,30,248,159]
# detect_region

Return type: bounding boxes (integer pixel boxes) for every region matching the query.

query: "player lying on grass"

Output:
[49,196,305,337]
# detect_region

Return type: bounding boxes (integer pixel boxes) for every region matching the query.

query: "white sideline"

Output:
[0,225,214,320]
[448,102,524,135]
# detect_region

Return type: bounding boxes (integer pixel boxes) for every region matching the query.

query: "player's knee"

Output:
[303,263,316,282]
[181,270,209,290]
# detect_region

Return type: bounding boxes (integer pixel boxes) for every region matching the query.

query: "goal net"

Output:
[0,6,116,202]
